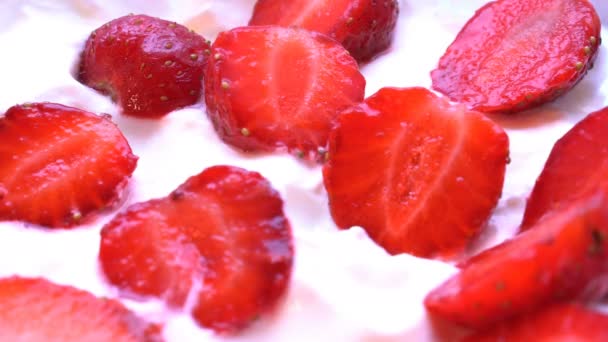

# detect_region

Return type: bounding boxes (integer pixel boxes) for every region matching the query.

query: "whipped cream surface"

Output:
[0,0,606,341]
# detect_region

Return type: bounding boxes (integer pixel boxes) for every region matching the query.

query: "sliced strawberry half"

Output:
[425,191,608,329]
[432,0,601,113]
[463,303,608,342]
[248,0,399,63]
[99,165,293,333]
[0,103,137,228]
[323,87,509,258]
[203,26,365,161]
[0,277,161,342]
[78,14,211,118]
[521,106,608,230]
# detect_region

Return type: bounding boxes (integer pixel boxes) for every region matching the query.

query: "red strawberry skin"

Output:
[463,303,608,342]
[78,14,211,118]
[249,0,399,63]
[0,103,137,228]
[203,26,365,160]
[425,192,608,329]
[0,277,161,342]
[521,106,608,230]
[100,165,293,333]
[323,87,508,258]
[432,0,601,113]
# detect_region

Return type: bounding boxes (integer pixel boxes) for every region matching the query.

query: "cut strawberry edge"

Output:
[520,106,608,231]
[323,86,508,258]
[431,0,602,113]
[248,0,399,63]
[99,165,294,333]
[426,190,608,329]
[203,25,365,161]
[462,302,608,341]
[0,102,138,228]
[0,276,161,342]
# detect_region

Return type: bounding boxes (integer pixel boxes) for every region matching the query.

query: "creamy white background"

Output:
[0,1,606,341]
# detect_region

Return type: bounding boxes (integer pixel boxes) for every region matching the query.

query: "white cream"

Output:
[0,1,606,341]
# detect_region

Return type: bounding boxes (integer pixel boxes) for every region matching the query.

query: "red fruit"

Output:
[0,103,137,228]
[425,191,608,329]
[203,26,365,161]
[323,87,509,257]
[0,277,161,342]
[78,14,211,118]
[249,0,399,63]
[432,0,601,113]
[99,165,293,333]
[463,303,608,342]
[521,106,608,230]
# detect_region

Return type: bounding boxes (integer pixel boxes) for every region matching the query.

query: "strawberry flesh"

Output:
[323,87,509,258]
[99,165,293,333]
[425,191,608,329]
[78,14,211,118]
[463,303,608,342]
[521,106,608,230]
[432,0,601,113]
[0,277,160,342]
[0,103,137,228]
[249,0,399,63]
[203,26,365,161]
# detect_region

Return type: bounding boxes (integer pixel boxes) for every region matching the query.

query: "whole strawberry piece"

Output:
[0,103,137,228]
[432,0,601,113]
[425,191,608,329]
[249,0,399,63]
[463,303,608,342]
[521,106,608,230]
[99,165,293,333]
[203,26,365,161]
[323,87,508,258]
[0,277,161,342]
[78,14,211,118]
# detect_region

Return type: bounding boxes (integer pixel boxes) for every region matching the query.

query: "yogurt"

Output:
[0,1,606,341]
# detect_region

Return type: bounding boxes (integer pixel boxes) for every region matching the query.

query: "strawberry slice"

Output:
[323,87,509,258]
[248,0,399,63]
[0,103,137,228]
[99,165,293,333]
[432,0,601,113]
[0,277,160,342]
[203,26,365,161]
[521,106,608,230]
[463,303,608,342]
[425,191,608,329]
[78,14,211,118]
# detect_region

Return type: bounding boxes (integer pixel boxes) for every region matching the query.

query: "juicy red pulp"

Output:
[324,87,508,258]
[0,103,137,228]
[204,26,365,160]
[249,0,399,63]
[100,165,293,333]
[432,0,601,113]
[521,106,608,230]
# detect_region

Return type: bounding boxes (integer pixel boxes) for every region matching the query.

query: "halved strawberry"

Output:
[203,26,365,161]
[0,103,137,228]
[323,87,509,258]
[463,303,608,342]
[432,0,601,113]
[78,14,211,118]
[248,0,399,63]
[521,106,608,230]
[99,165,293,333]
[425,191,608,329]
[0,277,160,342]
